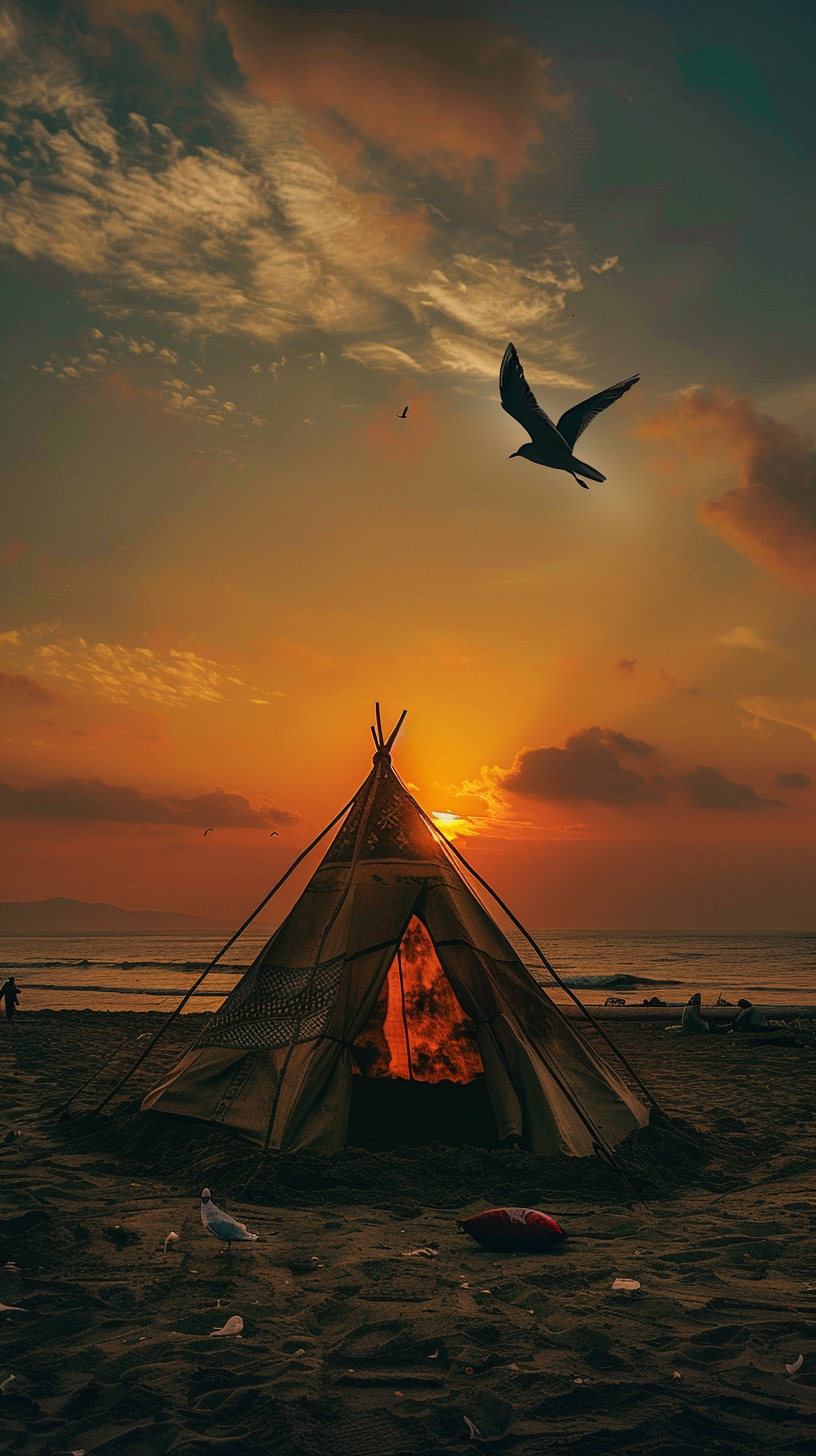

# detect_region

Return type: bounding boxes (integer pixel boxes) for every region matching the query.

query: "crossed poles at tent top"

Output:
[76,703,660,1137]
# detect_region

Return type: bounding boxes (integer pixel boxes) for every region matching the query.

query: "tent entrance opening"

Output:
[354,916,484,1083]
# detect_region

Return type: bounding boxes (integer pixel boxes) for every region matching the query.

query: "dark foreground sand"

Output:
[2,1012,816,1456]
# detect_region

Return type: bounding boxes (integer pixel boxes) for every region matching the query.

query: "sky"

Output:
[1,0,815,930]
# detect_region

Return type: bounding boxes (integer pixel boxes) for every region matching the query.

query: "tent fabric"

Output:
[142,754,649,1156]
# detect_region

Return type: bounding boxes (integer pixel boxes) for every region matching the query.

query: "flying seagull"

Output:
[269,831,278,837]
[397,405,408,419]
[500,343,639,489]
[203,828,214,837]
[200,1189,259,1255]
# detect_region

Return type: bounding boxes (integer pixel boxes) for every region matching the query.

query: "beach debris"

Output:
[786,1355,804,1376]
[0,1374,16,1394]
[4,1131,20,1144]
[611,1278,641,1297]
[574,1377,584,1384]
[71,1449,85,1455]
[163,1231,181,1256]
[460,1282,470,1288]
[465,1366,474,1375]
[672,1371,682,1380]
[200,1190,259,1253]
[403,1247,438,1259]
[428,1348,439,1360]
[293,1348,306,1358]
[0,1303,26,1313]
[459,1207,566,1253]
[210,1315,244,1337]
[4,1264,19,1272]
[464,1416,481,1439]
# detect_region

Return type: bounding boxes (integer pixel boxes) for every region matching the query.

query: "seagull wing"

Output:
[500,343,568,449]
[556,375,639,449]
[202,1199,257,1241]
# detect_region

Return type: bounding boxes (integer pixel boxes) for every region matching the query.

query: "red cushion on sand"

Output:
[458,1207,566,1252]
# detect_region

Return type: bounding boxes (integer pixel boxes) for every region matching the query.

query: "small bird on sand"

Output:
[500,343,639,489]
[397,405,408,419]
[200,1189,259,1254]
[203,828,214,837]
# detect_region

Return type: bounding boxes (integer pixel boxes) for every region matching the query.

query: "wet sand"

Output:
[2,1011,816,1455]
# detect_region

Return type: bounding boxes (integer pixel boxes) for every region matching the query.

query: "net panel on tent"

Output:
[197,955,345,1051]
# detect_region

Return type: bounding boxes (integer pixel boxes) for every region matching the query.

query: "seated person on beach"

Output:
[681,992,710,1034]
[731,998,769,1032]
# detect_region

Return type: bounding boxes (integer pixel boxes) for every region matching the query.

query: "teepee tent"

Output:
[142,714,651,1158]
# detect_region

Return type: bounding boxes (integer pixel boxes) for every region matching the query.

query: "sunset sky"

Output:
[1,0,815,930]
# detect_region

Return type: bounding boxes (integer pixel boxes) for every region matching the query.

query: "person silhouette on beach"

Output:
[731,998,769,1032]
[681,992,711,1034]
[0,975,20,1023]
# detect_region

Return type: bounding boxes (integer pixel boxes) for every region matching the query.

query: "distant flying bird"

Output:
[201,1189,259,1254]
[500,343,639,489]
[397,405,408,419]
[203,828,214,837]
[269,831,278,837]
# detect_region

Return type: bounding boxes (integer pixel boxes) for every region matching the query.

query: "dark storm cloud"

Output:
[774,771,811,789]
[500,729,787,813]
[676,766,785,811]
[0,777,299,826]
[502,727,664,806]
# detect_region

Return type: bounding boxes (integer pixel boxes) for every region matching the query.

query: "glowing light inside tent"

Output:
[360,916,484,1084]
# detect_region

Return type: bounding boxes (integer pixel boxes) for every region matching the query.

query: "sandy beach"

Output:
[3,1011,816,1455]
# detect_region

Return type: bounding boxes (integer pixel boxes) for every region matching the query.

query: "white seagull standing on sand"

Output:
[200,1189,259,1255]
[500,342,639,489]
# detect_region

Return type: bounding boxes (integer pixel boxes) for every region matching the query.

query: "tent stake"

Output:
[86,791,360,1116]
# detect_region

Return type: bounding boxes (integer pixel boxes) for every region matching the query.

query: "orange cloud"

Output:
[218,5,566,188]
[640,390,816,593]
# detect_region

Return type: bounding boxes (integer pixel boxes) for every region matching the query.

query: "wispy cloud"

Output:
[0,669,58,704]
[0,10,584,382]
[1,626,260,707]
[740,695,816,742]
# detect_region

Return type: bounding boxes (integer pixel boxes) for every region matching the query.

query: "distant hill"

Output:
[0,898,232,934]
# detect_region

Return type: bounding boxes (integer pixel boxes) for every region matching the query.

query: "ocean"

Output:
[2,929,814,1013]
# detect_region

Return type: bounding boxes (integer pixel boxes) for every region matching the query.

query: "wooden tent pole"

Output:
[86,792,360,1116]
[395,943,414,1080]
[384,709,407,754]
[411,795,663,1115]
[375,702,385,748]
